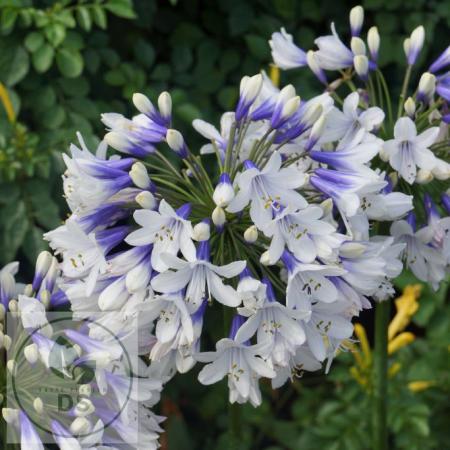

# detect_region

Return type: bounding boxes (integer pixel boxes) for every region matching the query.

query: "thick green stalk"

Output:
[372,300,390,450]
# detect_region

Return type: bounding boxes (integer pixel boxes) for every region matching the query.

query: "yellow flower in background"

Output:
[388,284,421,340]
[349,284,435,392]
[0,82,16,123]
[269,64,280,87]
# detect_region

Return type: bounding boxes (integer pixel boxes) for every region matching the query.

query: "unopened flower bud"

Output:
[351,37,366,56]
[306,50,327,84]
[132,93,155,116]
[340,242,366,258]
[135,191,156,210]
[8,299,18,313]
[104,132,130,153]
[367,26,380,61]
[416,169,433,184]
[75,398,95,417]
[130,162,151,190]
[166,129,188,158]
[407,25,425,65]
[354,55,369,80]
[2,408,19,424]
[33,397,44,414]
[24,343,39,364]
[388,172,398,188]
[379,146,390,162]
[211,206,226,228]
[306,115,327,151]
[237,74,263,121]
[79,384,92,397]
[260,251,271,266]
[281,96,300,120]
[3,334,11,351]
[240,74,263,103]
[158,91,172,120]
[192,220,211,242]
[350,5,364,37]
[32,251,52,291]
[302,104,323,127]
[70,417,91,435]
[320,198,334,215]
[24,284,33,296]
[7,360,16,375]
[213,173,235,207]
[73,344,82,358]
[417,72,436,102]
[404,97,416,117]
[244,225,258,243]
[40,290,50,309]
[432,160,450,180]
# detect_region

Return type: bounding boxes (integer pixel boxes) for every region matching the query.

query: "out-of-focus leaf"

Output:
[32,43,54,73]
[0,37,29,86]
[56,47,84,78]
[105,0,136,19]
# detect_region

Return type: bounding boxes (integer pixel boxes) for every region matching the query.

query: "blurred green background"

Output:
[0,1,448,449]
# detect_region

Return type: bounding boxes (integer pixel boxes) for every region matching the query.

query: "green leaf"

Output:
[59,76,90,97]
[44,23,67,47]
[150,64,171,81]
[54,9,76,28]
[32,43,54,73]
[0,37,29,86]
[105,0,136,19]
[22,225,48,265]
[0,200,28,263]
[40,105,66,129]
[104,69,126,86]
[244,34,269,60]
[56,47,84,78]
[63,31,85,51]
[175,103,202,123]
[91,5,107,29]
[171,45,192,72]
[133,40,155,69]
[24,31,45,53]
[0,183,20,204]
[1,7,18,31]
[76,6,92,32]
[272,0,297,19]
[228,4,254,36]
[25,180,61,229]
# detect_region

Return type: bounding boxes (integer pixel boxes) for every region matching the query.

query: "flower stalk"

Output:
[372,300,390,450]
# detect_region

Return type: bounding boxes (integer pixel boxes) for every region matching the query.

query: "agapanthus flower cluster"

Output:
[1,5,449,448]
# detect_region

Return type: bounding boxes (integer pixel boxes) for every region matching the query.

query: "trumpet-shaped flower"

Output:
[151,240,246,313]
[227,152,307,227]
[383,117,439,184]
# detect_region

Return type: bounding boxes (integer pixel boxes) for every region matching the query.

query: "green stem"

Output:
[372,300,390,450]
[397,65,412,119]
